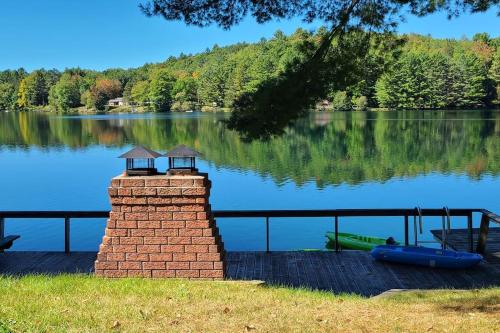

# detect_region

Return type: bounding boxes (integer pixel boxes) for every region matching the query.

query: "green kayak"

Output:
[325,232,398,251]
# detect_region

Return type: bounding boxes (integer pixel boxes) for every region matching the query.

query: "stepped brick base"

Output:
[95,173,225,279]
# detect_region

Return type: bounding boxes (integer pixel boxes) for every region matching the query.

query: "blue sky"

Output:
[0,0,498,71]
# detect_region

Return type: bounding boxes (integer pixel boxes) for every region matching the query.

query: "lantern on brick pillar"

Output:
[118,145,162,176]
[165,145,201,175]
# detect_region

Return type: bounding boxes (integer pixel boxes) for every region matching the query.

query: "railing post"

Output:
[404,215,409,246]
[64,217,70,254]
[334,216,339,252]
[265,216,269,253]
[0,217,4,253]
[467,212,473,253]
[476,213,490,254]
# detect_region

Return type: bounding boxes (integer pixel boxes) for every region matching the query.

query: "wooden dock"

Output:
[0,251,498,296]
[431,227,500,270]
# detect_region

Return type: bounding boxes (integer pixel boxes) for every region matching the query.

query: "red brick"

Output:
[99,244,112,253]
[101,236,112,245]
[149,212,172,220]
[137,245,161,253]
[120,178,145,187]
[156,205,181,212]
[107,253,125,261]
[185,245,209,253]
[116,220,137,229]
[145,179,170,187]
[119,261,142,270]
[195,198,207,204]
[102,270,128,278]
[95,261,118,270]
[117,188,132,196]
[161,245,184,253]
[202,229,214,237]
[178,228,203,237]
[131,229,155,237]
[144,237,167,245]
[196,212,209,219]
[181,205,205,212]
[108,188,118,196]
[123,197,147,205]
[185,220,212,229]
[152,270,176,278]
[192,237,216,245]
[149,253,173,261]
[172,212,197,220]
[111,179,120,187]
[199,270,224,279]
[132,188,157,196]
[209,245,221,253]
[143,262,166,270]
[131,205,150,212]
[147,197,172,205]
[171,197,197,204]
[193,179,206,186]
[128,270,151,278]
[214,262,224,270]
[167,262,189,270]
[168,236,191,245]
[173,253,196,261]
[121,206,132,212]
[169,179,194,187]
[154,229,178,237]
[110,197,123,205]
[109,212,124,220]
[157,188,182,196]
[198,253,222,261]
[137,220,161,229]
[120,237,144,245]
[96,253,107,261]
[191,262,213,270]
[176,270,199,278]
[113,245,137,253]
[126,253,149,261]
[182,188,207,196]
[125,212,149,220]
[162,221,185,229]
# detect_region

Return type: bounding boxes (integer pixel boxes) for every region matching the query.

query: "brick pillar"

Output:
[95,173,225,279]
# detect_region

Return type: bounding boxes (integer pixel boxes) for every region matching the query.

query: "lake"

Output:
[0,110,499,251]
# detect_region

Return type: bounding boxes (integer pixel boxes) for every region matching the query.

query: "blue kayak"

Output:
[371,245,483,269]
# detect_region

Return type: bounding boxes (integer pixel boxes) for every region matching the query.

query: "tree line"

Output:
[0,30,498,113]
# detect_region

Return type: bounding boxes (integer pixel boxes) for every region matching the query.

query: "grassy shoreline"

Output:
[0,275,498,332]
[8,105,498,115]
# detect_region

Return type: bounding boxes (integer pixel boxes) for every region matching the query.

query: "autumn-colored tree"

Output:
[87,78,122,110]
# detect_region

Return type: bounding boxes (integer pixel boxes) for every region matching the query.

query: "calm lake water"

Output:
[0,110,499,251]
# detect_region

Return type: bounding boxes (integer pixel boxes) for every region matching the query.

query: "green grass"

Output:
[0,275,498,332]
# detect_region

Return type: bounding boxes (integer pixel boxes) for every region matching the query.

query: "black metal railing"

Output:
[0,208,498,254]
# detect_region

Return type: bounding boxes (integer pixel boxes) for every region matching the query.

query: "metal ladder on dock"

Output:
[413,206,452,249]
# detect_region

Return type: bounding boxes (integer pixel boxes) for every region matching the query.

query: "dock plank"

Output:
[431,227,500,271]
[0,251,498,296]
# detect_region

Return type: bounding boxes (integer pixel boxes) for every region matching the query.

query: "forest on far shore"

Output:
[0,29,499,113]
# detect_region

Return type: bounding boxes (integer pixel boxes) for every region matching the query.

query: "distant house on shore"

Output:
[108,97,125,107]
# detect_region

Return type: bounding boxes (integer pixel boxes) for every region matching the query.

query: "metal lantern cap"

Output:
[119,145,161,176]
[165,145,202,158]
[119,145,162,159]
[165,145,201,175]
